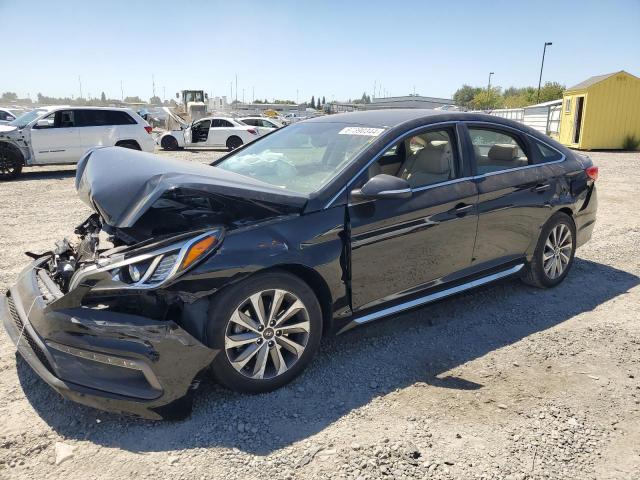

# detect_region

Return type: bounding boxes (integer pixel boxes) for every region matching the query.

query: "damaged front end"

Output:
[2,216,224,419]
[2,146,307,419]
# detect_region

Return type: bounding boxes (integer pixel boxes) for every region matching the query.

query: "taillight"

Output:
[247,128,258,135]
[144,126,153,134]
[585,165,598,181]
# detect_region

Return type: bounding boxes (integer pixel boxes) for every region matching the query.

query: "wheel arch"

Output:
[258,264,334,336]
[115,139,141,150]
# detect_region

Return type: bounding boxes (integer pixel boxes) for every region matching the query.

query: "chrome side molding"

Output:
[338,263,524,334]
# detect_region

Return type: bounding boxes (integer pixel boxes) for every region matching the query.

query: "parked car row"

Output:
[157,109,282,151]
[0,106,154,179]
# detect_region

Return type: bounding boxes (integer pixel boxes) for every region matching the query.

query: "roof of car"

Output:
[305,109,462,127]
[305,108,543,130]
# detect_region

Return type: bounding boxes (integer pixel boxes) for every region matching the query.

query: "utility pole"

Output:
[537,42,553,103]
[242,88,245,104]
[163,86,166,102]
[373,80,377,100]
[235,74,238,106]
[120,80,124,101]
[152,74,156,98]
[252,86,255,103]
[487,72,494,92]
[296,89,299,104]
[78,75,83,99]
[230,82,233,105]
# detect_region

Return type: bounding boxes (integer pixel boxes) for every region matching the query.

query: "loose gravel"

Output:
[0,149,639,480]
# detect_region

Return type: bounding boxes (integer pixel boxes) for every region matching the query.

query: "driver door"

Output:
[30,110,82,164]
[348,124,479,310]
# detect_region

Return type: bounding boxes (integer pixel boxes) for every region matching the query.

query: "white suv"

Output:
[0,106,155,179]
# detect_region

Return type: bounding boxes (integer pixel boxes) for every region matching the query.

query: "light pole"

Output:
[537,42,553,103]
[487,72,494,92]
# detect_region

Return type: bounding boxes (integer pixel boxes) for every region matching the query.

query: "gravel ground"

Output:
[0,149,639,480]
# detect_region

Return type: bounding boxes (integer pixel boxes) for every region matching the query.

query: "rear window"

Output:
[76,110,136,127]
[532,139,564,163]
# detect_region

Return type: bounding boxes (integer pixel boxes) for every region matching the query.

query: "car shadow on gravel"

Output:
[15,258,640,455]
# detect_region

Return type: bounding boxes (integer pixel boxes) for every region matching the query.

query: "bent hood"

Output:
[75,147,308,230]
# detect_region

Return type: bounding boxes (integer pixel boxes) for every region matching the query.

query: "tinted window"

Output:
[211,119,234,128]
[367,129,458,188]
[468,128,529,174]
[76,110,136,127]
[37,110,74,128]
[0,111,14,121]
[533,139,563,163]
[241,119,257,126]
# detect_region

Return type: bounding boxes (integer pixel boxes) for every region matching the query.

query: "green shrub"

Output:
[622,134,640,151]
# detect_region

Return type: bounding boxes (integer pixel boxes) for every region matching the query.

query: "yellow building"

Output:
[558,71,640,150]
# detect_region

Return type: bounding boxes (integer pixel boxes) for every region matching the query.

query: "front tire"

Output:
[206,271,322,393]
[161,135,178,151]
[522,212,576,288]
[0,144,23,180]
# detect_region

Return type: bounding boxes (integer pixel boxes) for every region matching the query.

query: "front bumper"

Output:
[2,258,218,420]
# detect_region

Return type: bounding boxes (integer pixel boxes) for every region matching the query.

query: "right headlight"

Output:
[118,230,223,288]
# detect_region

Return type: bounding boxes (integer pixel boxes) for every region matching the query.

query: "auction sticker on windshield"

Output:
[338,127,385,136]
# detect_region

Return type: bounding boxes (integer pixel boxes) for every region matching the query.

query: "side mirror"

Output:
[350,174,412,201]
[34,119,50,129]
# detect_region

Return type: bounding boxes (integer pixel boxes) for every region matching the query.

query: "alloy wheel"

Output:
[543,223,573,280]
[224,289,311,380]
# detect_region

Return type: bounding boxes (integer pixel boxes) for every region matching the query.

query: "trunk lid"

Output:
[75,147,307,242]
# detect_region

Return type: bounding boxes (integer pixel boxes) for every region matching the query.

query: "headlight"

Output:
[99,230,222,289]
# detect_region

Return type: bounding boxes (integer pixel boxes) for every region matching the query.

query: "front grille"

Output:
[8,296,55,374]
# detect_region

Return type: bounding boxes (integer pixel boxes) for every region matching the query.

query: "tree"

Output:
[453,85,482,109]
[316,97,321,109]
[471,87,503,110]
[123,96,143,103]
[310,96,315,109]
[538,82,565,103]
[100,92,107,103]
[149,95,162,105]
[1,92,18,101]
[322,96,326,105]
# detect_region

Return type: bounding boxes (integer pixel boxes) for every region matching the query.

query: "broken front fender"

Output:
[2,257,218,420]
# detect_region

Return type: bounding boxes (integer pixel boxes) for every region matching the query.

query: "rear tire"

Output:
[226,136,243,151]
[0,144,23,180]
[206,271,322,393]
[161,135,178,151]
[522,212,576,288]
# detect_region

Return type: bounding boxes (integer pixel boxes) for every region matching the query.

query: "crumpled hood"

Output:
[75,147,308,229]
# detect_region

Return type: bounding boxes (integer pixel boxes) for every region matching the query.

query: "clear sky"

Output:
[2,0,639,102]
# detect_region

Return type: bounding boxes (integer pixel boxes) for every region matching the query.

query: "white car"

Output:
[239,117,282,135]
[0,106,155,179]
[157,112,260,151]
[0,107,23,125]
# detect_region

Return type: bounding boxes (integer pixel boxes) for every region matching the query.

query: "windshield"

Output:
[9,108,48,128]
[216,122,385,194]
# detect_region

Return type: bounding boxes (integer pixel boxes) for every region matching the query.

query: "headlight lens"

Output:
[113,230,222,288]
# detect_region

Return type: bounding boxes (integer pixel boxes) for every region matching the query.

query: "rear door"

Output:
[348,124,478,310]
[75,109,114,153]
[208,119,234,146]
[465,124,548,268]
[30,110,82,164]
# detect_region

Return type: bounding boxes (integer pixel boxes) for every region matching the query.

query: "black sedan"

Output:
[1,110,598,419]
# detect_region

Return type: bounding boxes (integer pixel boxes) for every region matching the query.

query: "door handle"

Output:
[533,183,551,192]
[449,203,474,216]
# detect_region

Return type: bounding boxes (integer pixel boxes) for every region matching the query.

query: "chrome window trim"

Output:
[324,121,459,209]
[327,120,568,208]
